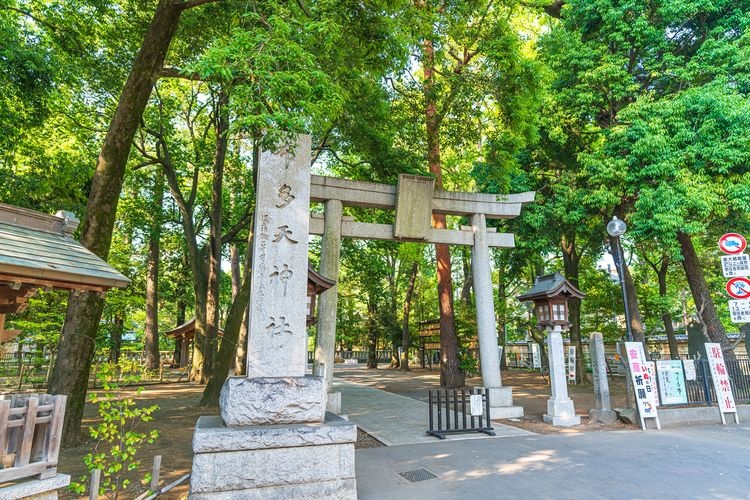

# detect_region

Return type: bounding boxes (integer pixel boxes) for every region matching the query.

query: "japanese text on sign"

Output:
[728,299,750,324]
[656,360,688,405]
[625,342,660,429]
[705,343,737,414]
[721,254,750,278]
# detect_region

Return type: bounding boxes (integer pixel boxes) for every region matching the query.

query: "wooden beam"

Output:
[0,274,107,293]
[0,303,26,314]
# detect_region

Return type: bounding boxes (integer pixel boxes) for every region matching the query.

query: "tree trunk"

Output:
[497,265,508,370]
[400,262,418,371]
[202,89,229,381]
[47,0,184,447]
[460,247,472,306]
[367,302,378,369]
[656,257,679,359]
[201,225,253,405]
[173,299,186,365]
[230,243,249,376]
[109,315,124,364]
[423,38,463,388]
[234,145,259,376]
[561,233,588,383]
[608,235,646,344]
[677,232,735,359]
[144,170,164,370]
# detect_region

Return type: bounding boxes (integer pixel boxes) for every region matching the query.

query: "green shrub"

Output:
[70,360,159,498]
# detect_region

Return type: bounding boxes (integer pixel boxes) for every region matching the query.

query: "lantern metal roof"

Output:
[517,272,585,302]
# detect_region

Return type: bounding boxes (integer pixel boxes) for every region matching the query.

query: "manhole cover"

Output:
[398,468,437,483]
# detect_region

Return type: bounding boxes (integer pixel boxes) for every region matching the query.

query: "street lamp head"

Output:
[606,216,627,237]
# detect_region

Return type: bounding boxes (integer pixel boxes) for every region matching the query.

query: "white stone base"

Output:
[190,413,357,499]
[1,473,70,499]
[489,406,525,420]
[220,375,326,426]
[191,479,357,499]
[544,398,580,427]
[327,392,342,414]
[475,386,525,420]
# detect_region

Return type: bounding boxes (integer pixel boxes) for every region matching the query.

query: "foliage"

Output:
[70,360,159,498]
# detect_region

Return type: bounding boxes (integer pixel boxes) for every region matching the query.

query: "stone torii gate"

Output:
[310,173,534,419]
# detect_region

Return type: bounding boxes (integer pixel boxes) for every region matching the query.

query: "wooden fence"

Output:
[0,394,66,483]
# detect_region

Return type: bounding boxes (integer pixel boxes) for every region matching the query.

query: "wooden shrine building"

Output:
[0,203,129,341]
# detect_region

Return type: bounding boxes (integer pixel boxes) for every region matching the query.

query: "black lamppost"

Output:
[607,216,633,342]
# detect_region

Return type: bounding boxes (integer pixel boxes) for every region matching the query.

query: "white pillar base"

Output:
[475,386,524,419]
[544,398,580,426]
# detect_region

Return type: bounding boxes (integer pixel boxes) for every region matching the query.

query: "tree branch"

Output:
[180,0,224,10]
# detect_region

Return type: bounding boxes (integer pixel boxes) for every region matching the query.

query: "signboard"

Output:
[624,342,661,430]
[718,233,747,255]
[728,299,750,323]
[644,362,659,408]
[567,346,576,383]
[531,343,541,369]
[721,254,750,278]
[469,394,483,416]
[725,277,750,299]
[683,359,696,381]
[705,343,739,424]
[656,360,688,405]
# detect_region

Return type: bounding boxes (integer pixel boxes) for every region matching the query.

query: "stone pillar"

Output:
[191,137,356,499]
[315,199,343,413]
[470,213,523,419]
[589,332,617,424]
[544,324,580,426]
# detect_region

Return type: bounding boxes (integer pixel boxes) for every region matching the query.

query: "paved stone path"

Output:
[334,379,533,446]
[356,424,750,499]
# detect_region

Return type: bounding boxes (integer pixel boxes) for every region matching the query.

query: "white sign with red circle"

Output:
[726,277,750,299]
[718,233,747,255]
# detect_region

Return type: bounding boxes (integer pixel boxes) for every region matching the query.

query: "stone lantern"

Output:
[518,272,585,426]
[306,265,335,327]
[518,273,583,330]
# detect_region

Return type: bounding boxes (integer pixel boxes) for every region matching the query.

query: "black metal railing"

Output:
[427,388,495,439]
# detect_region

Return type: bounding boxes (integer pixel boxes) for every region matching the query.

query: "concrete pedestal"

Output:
[475,386,524,419]
[544,398,580,426]
[2,474,70,499]
[190,414,356,499]
[544,325,580,427]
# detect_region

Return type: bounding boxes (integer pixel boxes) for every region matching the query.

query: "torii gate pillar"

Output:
[471,212,523,418]
[315,199,343,413]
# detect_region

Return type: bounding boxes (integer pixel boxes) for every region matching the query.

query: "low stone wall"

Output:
[648,404,749,428]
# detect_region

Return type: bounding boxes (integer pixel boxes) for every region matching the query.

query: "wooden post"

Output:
[150,454,161,493]
[16,356,25,391]
[89,469,101,500]
[15,397,38,467]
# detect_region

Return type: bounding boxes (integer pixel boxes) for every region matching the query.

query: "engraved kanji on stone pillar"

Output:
[246,136,311,378]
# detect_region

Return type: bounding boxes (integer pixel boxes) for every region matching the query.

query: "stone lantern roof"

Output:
[517,272,585,302]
